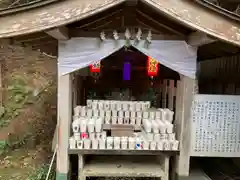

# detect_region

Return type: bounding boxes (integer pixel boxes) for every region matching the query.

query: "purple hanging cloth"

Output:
[123,62,131,81]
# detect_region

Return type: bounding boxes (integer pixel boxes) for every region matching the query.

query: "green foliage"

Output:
[0,76,35,128]
[0,140,9,155]
[27,165,55,180]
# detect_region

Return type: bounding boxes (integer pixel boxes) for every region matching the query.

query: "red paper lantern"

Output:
[147,56,159,77]
[90,61,101,73]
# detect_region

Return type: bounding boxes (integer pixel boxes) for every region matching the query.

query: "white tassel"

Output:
[113,30,119,40]
[100,31,106,41]
[125,28,131,39]
[136,28,142,41]
[146,30,152,43]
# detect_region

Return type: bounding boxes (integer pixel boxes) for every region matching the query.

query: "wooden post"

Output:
[56,74,72,180]
[78,155,86,180]
[0,62,2,106]
[173,75,195,179]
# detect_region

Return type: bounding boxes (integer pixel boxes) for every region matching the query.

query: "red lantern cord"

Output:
[147,56,159,77]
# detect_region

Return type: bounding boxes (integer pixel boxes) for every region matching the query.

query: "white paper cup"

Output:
[107,137,114,149]
[74,106,81,116]
[157,141,163,150]
[99,110,105,118]
[89,133,96,140]
[95,118,103,132]
[125,111,130,118]
[105,116,111,124]
[150,141,157,150]
[155,111,161,119]
[163,141,170,150]
[92,101,98,110]
[136,102,141,111]
[80,119,87,133]
[160,134,168,140]
[168,133,176,141]
[69,137,76,149]
[135,138,142,150]
[136,117,142,126]
[171,140,179,150]
[130,111,136,118]
[99,139,106,149]
[114,137,121,149]
[76,140,83,149]
[143,140,149,150]
[136,111,142,118]
[98,102,104,109]
[124,118,130,124]
[112,117,117,124]
[87,119,95,133]
[152,121,159,134]
[104,101,110,110]
[128,137,135,150]
[83,139,91,149]
[112,110,118,117]
[154,134,160,141]
[96,132,102,140]
[121,137,128,150]
[87,109,93,118]
[101,131,107,139]
[143,111,149,119]
[93,110,99,117]
[116,102,122,111]
[87,100,92,108]
[72,120,80,133]
[105,110,111,117]
[92,139,98,149]
[118,110,124,118]
[118,117,123,124]
[129,102,135,111]
[110,101,116,110]
[130,118,136,125]
[149,111,155,119]
[80,107,86,117]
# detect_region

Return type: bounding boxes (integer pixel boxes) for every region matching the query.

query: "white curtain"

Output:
[58,37,197,78]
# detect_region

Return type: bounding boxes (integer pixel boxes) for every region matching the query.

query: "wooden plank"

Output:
[82,156,165,177]
[69,149,179,155]
[162,79,168,108]
[168,80,175,110]
[57,74,72,175]
[173,75,195,177]
[0,62,2,106]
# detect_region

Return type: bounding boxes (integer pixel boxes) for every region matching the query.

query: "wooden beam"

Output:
[0,62,2,107]
[56,74,72,178]
[187,31,216,47]
[46,26,69,40]
[125,0,138,6]
[70,29,186,40]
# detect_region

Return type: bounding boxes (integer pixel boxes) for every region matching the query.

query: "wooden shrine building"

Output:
[0,0,240,180]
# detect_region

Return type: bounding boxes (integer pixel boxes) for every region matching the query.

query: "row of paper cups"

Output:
[73,132,107,140]
[86,100,151,111]
[143,119,174,134]
[69,136,179,151]
[72,117,103,133]
[74,107,174,123]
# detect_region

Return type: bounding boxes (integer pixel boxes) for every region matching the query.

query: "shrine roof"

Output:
[0,0,239,47]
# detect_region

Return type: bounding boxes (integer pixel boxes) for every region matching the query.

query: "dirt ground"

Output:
[0,45,57,180]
